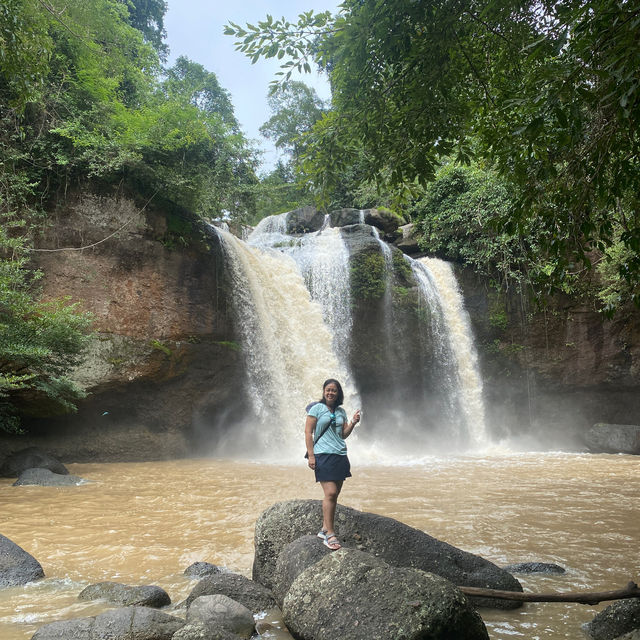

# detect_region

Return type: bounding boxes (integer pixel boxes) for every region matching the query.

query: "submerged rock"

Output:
[13,468,84,486]
[583,599,640,640]
[187,594,254,639]
[283,549,489,640]
[253,500,523,609]
[503,562,566,575]
[185,571,277,614]
[78,581,171,608]
[0,534,44,588]
[585,424,640,455]
[0,447,68,478]
[31,606,184,639]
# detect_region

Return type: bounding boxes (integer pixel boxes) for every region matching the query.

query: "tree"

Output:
[260,81,326,164]
[226,0,640,307]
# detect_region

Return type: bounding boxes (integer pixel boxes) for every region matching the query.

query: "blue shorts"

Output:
[314,453,352,483]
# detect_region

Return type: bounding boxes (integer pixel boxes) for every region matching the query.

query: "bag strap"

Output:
[312,406,341,445]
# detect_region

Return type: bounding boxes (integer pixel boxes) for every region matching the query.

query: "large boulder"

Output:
[185,571,277,614]
[187,594,254,639]
[13,468,84,486]
[364,207,406,236]
[0,533,44,588]
[329,208,365,227]
[583,599,640,640]
[172,622,239,640]
[78,581,171,608]
[31,606,184,640]
[283,549,489,640]
[0,447,68,477]
[253,500,522,609]
[286,207,326,234]
[394,222,421,255]
[273,535,331,604]
[584,424,640,454]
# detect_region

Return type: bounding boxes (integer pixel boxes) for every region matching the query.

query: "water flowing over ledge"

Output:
[208,212,488,462]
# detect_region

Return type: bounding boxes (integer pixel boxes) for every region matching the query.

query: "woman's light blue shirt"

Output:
[308,403,348,455]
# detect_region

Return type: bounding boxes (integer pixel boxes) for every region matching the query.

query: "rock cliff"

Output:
[0,189,247,461]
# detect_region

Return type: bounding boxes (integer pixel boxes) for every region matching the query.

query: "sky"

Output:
[164,1,341,172]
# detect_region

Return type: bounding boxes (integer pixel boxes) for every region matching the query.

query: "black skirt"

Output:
[314,453,352,483]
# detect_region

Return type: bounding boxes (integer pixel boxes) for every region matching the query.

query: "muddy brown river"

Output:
[1,453,638,639]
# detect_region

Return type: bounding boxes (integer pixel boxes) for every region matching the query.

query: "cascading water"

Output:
[211,226,356,459]
[249,215,354,371]
[413,257,487,447]
[210,212,489,460]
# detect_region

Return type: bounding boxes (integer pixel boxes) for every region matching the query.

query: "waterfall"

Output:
[212,227,356,459]
[417,257,487,446]
[249,217,354,370]
[209,213,489,460]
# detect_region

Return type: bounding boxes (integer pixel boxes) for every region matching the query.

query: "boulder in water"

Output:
[582,599,640,640]
[31,606,184,640]
[394,222,421,255]
[0,533,44,588]
[187,594,255,638]
[78,581,171,608]
[253,500,523,609]
[329,208,363,227]
[364,207,406,236]
[502,562,566,575]
[13,468,84,486]
[283,548,489,640]
[585,424,640,454]
[0,447,68,477]
[185,571,277,614]
[184,561,223,579]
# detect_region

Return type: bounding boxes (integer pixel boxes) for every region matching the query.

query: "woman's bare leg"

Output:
[320,480,343,546]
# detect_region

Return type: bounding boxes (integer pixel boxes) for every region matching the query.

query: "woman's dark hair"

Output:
[319,378,344,407]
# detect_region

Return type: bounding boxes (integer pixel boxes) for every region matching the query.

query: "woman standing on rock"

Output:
[305,378,361,551]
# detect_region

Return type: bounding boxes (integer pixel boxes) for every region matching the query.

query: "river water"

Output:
[1,453,638,640]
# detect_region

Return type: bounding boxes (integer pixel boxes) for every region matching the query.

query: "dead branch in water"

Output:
[460,581,640,605]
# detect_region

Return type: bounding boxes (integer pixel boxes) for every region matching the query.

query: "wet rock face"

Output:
[0,447,68,477]
[283,549,490,640]
[0,534,45,588]
[253,500,523,610]
[584,423,640,454]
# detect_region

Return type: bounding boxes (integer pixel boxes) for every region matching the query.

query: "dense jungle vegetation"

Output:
[227,0,640,309]
[1,0,639,430]
[0,0,264,431]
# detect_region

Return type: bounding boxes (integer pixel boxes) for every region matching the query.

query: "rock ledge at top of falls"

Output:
[283,206,406,239]
[252,500,523,610]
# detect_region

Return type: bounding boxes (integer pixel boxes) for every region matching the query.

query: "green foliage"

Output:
[226,0,640,309]
[350,251,386,300]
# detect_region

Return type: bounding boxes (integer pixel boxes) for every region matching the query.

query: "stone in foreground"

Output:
[187,594,254,639]
[78,581,171,608]
[583,599,640,640]
[183,561,222,579]
[31,606,183,639]
[185,572,277,614]
[283,549,489,640]
[253,500,522,609]
[0,534,44,588]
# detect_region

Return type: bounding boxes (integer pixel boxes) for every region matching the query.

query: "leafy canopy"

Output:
[226,0,640,307]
